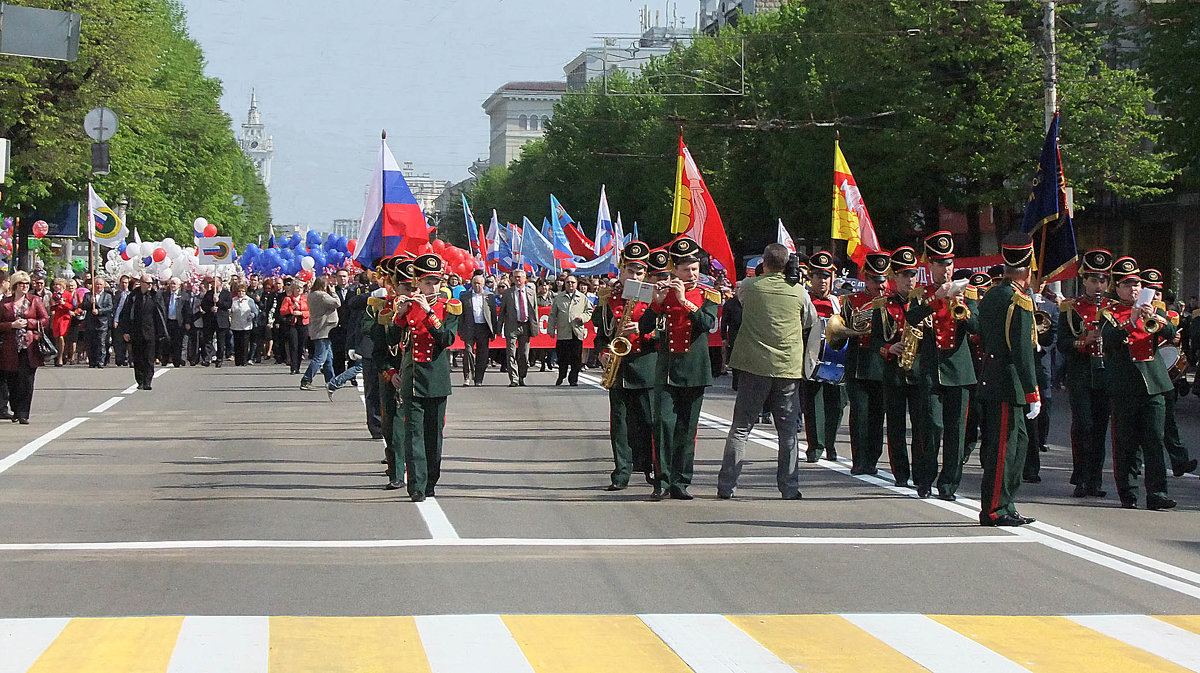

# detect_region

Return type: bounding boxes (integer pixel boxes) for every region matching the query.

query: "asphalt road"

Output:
[2,360,1199,671]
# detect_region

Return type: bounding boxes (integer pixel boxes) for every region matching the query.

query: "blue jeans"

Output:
[328,361,362,390]
[302,338,335,384]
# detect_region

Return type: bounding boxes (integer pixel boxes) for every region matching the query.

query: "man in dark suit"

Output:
[458,271,497,386]
[497,269,539,387]
[111,275,132,366]
[158,277,188,367]
[81,277,114,368]
[119,274,168,390]
[330,268,352,378]
[200,276,233,367]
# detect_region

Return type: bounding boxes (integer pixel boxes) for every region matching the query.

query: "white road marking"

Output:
[154,367,169,379]
[166,616,268,673]
[0,417,89,476]
[639,613,794,673]
[1070,615,1200,670]
[88,396,124,414]
[122,384,139,394]
[842,613,1030,673]
[0,617,69,673]
[0,535,1028,552]
[415,498,460,540]
[416,614,534,673]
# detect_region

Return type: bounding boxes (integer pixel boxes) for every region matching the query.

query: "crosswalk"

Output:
[4,613,1200,672]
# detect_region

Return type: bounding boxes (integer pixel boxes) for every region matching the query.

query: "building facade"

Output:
[237,91,274,188]
[332,218,359,240]
[482,81,566,168]
[565,26,690,90]
[699,0,787,34]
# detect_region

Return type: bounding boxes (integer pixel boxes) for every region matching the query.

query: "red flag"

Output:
[671,136,736,284]
[563,223,596,260]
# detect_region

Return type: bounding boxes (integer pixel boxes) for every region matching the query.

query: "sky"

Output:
[177,0,676,229]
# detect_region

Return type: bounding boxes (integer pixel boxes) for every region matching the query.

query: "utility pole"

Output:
[1044,0,1058,132]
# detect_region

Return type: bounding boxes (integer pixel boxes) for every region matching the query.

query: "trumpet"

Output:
[1145,313,1167,334]
[950,295,970,320]
[826,300,879,349]
[1034,310,1053,334]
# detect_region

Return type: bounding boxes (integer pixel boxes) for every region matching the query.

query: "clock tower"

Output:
[237,90,274,188]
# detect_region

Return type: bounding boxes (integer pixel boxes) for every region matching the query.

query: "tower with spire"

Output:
[237,90,274,188]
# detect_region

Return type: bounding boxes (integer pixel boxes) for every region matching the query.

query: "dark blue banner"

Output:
[1020,113,1077,282]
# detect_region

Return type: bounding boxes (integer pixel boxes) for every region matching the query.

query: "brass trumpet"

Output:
[1034,310,1053,334]
[950,295,970,320]
[1145,313,1167,334]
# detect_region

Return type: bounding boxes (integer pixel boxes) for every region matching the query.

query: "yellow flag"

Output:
[831,141,879,265]
[670,135,690,234]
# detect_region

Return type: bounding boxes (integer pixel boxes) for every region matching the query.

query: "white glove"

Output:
[348,349,362,361]
[1026,401,1041,420]
[371,288,387,298]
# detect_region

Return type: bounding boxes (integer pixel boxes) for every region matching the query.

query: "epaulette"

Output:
[910,286,926,301]
[1059,299,1073,313]
[1010,290,1034,312]
[702,288,722,305]
[1168,310,1180,327]
[871,296,887,309]
[445,299,462,316]
[597,286,612,307]
[367,296,388,310]
[964,287,979,301]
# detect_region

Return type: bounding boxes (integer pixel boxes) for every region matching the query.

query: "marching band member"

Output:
[962,271,993,465]
[801,251,847,463]
[1140,268,1198,478]
[977,233,1040,527]
[905,231,979,501]
[1023,281,1058,484]
[392,253,461,503]
[1103,257,1177,510]
[370,255,412,490]
[1058,249,1114,498]
[876,246,920,488]
[639,237,720,501]
[594,241,658,491]
[843,251,891,475]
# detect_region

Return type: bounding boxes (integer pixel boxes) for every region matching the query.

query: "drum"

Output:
[812,317,848,385]
[1160,345,1189,382]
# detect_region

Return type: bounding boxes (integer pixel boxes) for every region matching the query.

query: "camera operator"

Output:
[716,243,817,500]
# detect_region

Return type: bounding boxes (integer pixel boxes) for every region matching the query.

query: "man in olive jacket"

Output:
[716,243,816,500]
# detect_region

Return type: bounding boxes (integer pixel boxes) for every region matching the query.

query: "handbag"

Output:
[35,328,58,360]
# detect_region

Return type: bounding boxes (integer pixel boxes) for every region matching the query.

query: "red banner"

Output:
[449,305,724,349]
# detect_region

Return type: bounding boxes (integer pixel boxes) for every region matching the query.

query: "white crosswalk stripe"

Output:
[166,616,269,673]
[842,613,1032,673]
[1070,615,1200,672]
[416,614,535,673]
[0,618,69,673]
[638,613,794,673]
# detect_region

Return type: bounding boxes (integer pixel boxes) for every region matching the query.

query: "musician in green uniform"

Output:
[875,246,921,488]
[372,255,413,491]
[1058,249,1114,498]
[1141,268,1198,479]
[976,233,1040,527]
[392,253,461,502]
[906,231,979,500]
[639,238,720,501]
[1103,257,1177,510]
[842,251,891,475]
[594,241,658,491]
[961,271,993,466]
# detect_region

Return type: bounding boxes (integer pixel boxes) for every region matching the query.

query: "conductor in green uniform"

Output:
[976,233,1040,527]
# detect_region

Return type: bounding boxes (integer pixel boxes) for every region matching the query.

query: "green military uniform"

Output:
[843,251,891,475]
[594,241,657,490]
[638,237,719,500]
[802,251,848,463]
[961,271,993,466]
[875,247,921,488]
[1143,269,1198,478]
[396,254,460,502]
[373,255,413,489]
[905,231,979,500]
[976,235,1040,526]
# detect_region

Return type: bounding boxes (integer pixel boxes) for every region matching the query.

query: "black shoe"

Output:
[1120,499,1138,510]
[144,385,151,391]
[411,492,426,503]
[1173,459,1198,477]
[1072,485,1087,498]
[1086,486,1107,498]
[606,484,627,491]
[937,491,956,502]
[214,362,221,368]
[200,362,209,367]
[1024,474,1042,484]
[894,479,910,489]
[827,453,837,461]
[379,459,388,464]
[385,480,404,490]
[805,454,819,464]
[1148,495,1177,511]
[425,488,436,498]
[717,491,733,500]
[370,432,384,440]
[916,486,931,499]
[17,418,28,425]
[849,467,865,475]
[555,378,564,386]
[782,492,802,500]
[669,487,693,500]
[508,382,519,387]
[0,410,10,420]
[1039,445,1048,453]
[981,514,1026,527]
[518,380,526,387]
[863,467,879,475]
[1012,512,1036,524]
[569,381,578,387]
[644,471,656,486]
[649,487,664,501]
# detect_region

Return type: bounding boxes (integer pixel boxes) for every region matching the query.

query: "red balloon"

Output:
[298,269,314,282]
[32,220,49,239]
[347,238,357,254]
[203,223,218,237]
[431,239,446,253]
[152,247,167,263]
[418,243,433,254]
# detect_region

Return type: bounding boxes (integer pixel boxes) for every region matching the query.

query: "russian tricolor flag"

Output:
[593,185,616,259]
[353,134,429,264]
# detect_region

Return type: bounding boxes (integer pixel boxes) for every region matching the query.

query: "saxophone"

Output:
[601,299,637,389]
[899,316,928,372]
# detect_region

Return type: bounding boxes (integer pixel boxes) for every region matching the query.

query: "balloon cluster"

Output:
[238,230,360,283]
[105,236,202,282]
[426,238,480,280]
[0,218,13,262]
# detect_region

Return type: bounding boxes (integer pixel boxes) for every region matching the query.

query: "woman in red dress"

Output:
[49,278,73,366]
[1,271,51,424]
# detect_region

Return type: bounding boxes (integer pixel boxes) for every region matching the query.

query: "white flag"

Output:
[777,219,796,253]
[87,184,127,248]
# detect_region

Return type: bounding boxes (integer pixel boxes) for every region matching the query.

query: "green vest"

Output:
[976,279,1039,404]
[727,273,810,379]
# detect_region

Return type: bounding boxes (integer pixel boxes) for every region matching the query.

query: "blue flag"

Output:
[1020,113,1078,282]
[522,217,556,272]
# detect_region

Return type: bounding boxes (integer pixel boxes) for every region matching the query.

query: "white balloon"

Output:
[61,268,75,280]
[105,260,120,275]
[166,243,182,258]
[107,250,119,262]
[301,256,315,271]
[193,217,207,229]
[162,237,175,247]
[156,268,172,281]
[125,242,141,258]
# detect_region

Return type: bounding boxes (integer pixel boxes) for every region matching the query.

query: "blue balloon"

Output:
[117,241,127,254]
[289,233,302,248]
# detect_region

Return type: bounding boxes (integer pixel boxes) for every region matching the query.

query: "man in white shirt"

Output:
[498,269,540,387]
[458,271,496,386]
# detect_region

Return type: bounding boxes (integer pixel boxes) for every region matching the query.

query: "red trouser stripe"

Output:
[991,403,1009,521]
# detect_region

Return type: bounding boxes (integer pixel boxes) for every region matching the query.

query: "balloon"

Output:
[32,220,49,239]
[72,257,87,272]
[301,256,315,271]
[347,239,357,255]
[298,269,314,282]
[125,242,140,258]
[152,247,167,263]
[202,223,216,237]
[431,239,446,253]
[193,217,208,231]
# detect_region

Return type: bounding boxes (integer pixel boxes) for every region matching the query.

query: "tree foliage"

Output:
[468,0,1173,260]
[0,0,269,245]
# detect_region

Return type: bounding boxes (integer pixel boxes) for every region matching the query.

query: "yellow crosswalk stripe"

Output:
[1156,615,1200,636]
[729,615,930,673]
[267,616,430,673]
[502,615,692,673]
[24,616,183,673]
[933,615,1193,673]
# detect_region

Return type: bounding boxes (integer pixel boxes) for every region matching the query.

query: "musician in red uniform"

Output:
[801,250,847,463]
[842,251,891,475]
[875,247,921,487]
[1141,268,1198,478]
[594,241,658,491]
